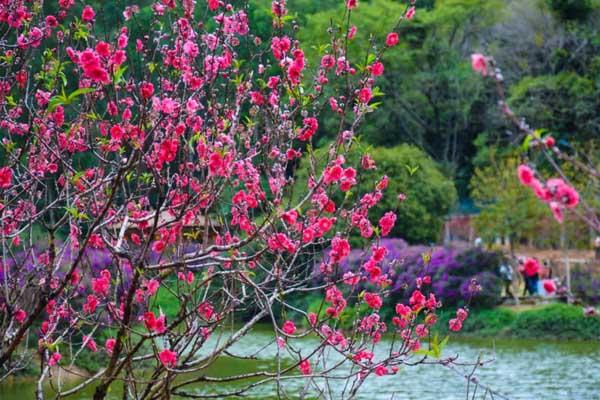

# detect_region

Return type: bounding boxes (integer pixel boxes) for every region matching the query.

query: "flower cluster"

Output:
[518,164,579,223]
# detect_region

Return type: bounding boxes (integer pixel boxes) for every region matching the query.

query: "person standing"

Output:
[518,258,528,296]
[499,260,514,299]
[524,257,540,296]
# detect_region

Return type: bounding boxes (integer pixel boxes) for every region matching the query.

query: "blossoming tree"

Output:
[0,1,473,398]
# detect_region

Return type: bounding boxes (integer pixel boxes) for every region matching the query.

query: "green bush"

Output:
[511,304,600,340]
[293,143,457,244]
[437,304,600,340]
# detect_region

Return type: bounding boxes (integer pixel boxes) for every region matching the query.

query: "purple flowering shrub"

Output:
[571,264,600,304]
[327,239,503,309]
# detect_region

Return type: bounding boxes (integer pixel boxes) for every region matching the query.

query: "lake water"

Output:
[1,328,599,400]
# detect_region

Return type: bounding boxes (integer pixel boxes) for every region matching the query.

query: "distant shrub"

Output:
[437,304,600,340]
[512,304,600,340]
[571,264,600,305]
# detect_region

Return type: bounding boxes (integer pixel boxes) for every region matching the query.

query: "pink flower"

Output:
[555,182,579,209]
[346,0,358,9]
[298,117,318,141]
[317,217,334,235]
[158,349,177,368]
[358,87,372,104]
[146,279,160,296]
[471,53,488,76]
[385,32,399,47]
[299,359,311,375]
[456,308,468,322]
[530,179,551,201]
[308,312,317,327]
[276,336,286,348]
[324,165,343,184]
[347,25,357,40]
[48,352,62,366]
[330,237,351,264]
[395,303,411,317]
[81,5,95,21]
[250,91,265,105]
[364,292,382,309]
[0,167,13,189]
[272,0,287,17]
[83,336,98,352]
[281,210,298,225]
[379,212,397,236]
[371,61,384,76]
[91,270,111,297]
[105,338,116,354]
[321,55,335,69]
[415,324,428,338]
[152,240,165,253]
[374,364,388,376]
[14,309,26,323]
[117,31,128,49]
[144,312,166,334]
[79,49,109,83]
[409,289,426,308]
[343,272,360,286]
[198,302,214,320]
[282,320,296,335]
[449,318,462,332]
[405,6,416,20]
[208,0,219,11]
[517,164,535,186]
[371,245,387,262]
[143,312,156,330]
[544,136,555,147]
[83,295,99,314]
[140,82,154,99]
[549,201,564,223]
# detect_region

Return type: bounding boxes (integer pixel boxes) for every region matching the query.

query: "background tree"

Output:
[294,143,457,244]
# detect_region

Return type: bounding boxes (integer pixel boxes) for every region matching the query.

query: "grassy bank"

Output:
[437,303,600,341]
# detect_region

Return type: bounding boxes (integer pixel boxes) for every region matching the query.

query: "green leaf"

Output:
[47,97,65,113]
[413,349,435,357]
[405,164,419,176]
[369,101,382,110]
[521,134,533,151]
[113,65,128,85]
[5,96,16,107]
[68,87,96,101]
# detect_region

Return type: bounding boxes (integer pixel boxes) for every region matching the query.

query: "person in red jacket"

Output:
[523,258,540,295]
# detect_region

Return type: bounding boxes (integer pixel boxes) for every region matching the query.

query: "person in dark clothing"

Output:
[499,261,514,298]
